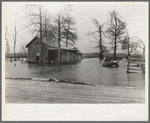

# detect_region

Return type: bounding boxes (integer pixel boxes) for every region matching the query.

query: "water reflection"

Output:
[5,58,145,87]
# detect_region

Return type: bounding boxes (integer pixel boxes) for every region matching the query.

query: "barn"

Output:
[25,36,82,64]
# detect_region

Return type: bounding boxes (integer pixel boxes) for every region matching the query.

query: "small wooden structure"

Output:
[126,55,145,73]
[25,36,82,64]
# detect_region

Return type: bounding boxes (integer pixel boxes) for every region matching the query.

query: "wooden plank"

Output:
[127,56,145,73]
[129,65,141,67]
[130,58,143,60]
[129,64,141,66]
[128,70,143,73]
[129,68,142,71]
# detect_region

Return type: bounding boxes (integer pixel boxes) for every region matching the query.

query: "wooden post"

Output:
[127,55,130,73]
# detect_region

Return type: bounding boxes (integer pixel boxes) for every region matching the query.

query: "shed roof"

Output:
[77,50,82,54]
[25,36,39,48]
[25,36,81,52]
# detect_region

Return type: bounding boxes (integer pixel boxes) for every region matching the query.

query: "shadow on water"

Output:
[6,58,145,87]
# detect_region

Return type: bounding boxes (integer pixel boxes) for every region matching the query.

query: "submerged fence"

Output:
[127,55,145,73]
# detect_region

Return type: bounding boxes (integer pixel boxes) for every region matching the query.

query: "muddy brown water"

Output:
[6,58,145,87]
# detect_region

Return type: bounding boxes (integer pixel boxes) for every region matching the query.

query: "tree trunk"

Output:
[114,34,117,60]
[14,44,16,61]
[99,26,103,60]
[128,37,129,56]
[14,23,17,61]
[66,24,69,47]
[39,6,43,66]
[57,14,61,64]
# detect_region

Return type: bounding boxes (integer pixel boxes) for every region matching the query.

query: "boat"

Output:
[102,57,119,67]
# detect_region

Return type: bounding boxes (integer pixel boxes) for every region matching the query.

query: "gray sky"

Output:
[2,2,148,53]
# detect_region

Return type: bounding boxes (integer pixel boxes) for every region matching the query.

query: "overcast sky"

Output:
[2,2,148,53]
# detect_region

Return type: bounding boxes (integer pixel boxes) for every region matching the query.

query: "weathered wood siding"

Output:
[42,43,48,64]
[77,54,82,61]
[67,51,76,63]
[28,38,39,62]
[61,50,67,63]
[55,50,58,63]
[61,50,78,63]
[28,38,48,63]
[27,37,80,64]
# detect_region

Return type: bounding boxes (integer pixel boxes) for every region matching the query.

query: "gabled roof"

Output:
[42,37,58,48]
[77,50,82,54]
[25,36,81,52]
[25,36,39,48]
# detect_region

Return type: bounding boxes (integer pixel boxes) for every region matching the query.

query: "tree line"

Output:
[5,4,145,64]
[88,10,145,60]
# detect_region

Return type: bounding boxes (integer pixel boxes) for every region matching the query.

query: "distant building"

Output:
[25,36,82,64]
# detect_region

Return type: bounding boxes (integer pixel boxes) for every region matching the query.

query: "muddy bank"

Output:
[5,79,145,103]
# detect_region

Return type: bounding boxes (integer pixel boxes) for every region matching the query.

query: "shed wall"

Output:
[67,50,76,63]
[77,54,82,60]
[42,43,48,63]
[27,37,81,64]
[61,50,67,63]
[27,38,48,63]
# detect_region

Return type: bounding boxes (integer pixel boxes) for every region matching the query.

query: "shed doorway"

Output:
[36,52,40,64]
[48,50,56,63]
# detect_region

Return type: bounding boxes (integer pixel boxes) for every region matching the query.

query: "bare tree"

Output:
[133,36,145,55]
[12,22,18,61]
[106,10,126,59]
[122,33,130,56]
[20,44,28,55]
[24,4,78,64]
[87,18,106,59]
[62,5,78,47]
[52,12,66,64]
[5,25,10,54]
[20,44,28,60]
[24,4,44,65]
[42,11,55,38]
[122,35,145,59]
[24,4,57,65]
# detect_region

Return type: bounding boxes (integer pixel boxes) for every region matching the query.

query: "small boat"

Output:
[102,57,119,67]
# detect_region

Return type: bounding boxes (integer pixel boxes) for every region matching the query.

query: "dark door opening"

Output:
[36,56,39,61]
[48,50,56,63]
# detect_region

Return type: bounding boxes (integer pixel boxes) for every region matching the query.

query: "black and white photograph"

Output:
[2,1,148,121]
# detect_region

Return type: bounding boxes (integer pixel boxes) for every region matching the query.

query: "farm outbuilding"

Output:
[25,36,82,64]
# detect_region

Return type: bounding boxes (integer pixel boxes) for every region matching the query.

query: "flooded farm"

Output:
[5,58,145,103]
[6,58,145,88]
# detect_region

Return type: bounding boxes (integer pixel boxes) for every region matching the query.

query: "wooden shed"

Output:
[25,36,82,64]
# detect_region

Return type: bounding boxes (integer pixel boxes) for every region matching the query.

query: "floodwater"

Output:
[5,58,145,87]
